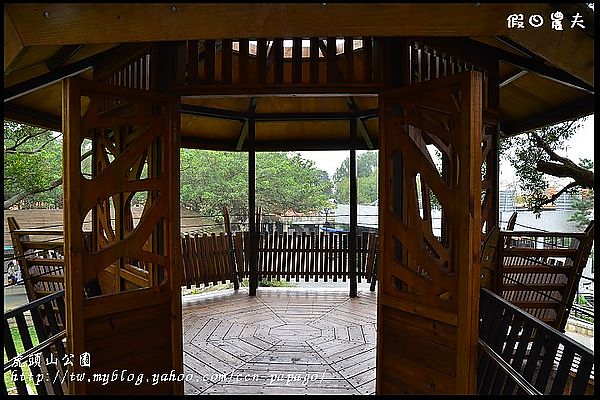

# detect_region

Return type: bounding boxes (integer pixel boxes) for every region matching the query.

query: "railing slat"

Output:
[272,38,284,84]
[309,37,320,84]
[570,356,593,394]
[4,319,29,394]
[326,37,336,84]
[257,39,268,84]
[479,288,594,395]
[344,37,354,83]
[204,40,215,82]
[14,313,48,395]
[549,346,575,395]
[221,39,232,84]
[238,39,249,84]
[187,40,199,84]
[292,38,302,84]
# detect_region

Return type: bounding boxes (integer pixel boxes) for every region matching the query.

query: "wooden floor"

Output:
[182,287,377,395]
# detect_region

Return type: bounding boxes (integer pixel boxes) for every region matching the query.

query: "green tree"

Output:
[332,151,379,205]
[256,152,332,215]
[180,150,333,220]
[569,188,594,228]
[502,118,594,214]
[4,121,64,209]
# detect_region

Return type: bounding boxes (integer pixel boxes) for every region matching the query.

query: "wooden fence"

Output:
[180,231,378,287]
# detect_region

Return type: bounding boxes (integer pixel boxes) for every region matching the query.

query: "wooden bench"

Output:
[497,219,594,332]
[7,217,103,302]
[7,217,66,302]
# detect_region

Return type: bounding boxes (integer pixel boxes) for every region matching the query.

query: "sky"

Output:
[299,115,594,186]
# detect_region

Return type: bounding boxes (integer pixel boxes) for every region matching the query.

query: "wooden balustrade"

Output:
[3,290,68,396]
[173,37,381,94]
[180,230,379,287]
[478,288,594,395]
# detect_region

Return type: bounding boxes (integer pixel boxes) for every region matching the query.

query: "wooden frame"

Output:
[377,71,482,394]
[63,77,182,394]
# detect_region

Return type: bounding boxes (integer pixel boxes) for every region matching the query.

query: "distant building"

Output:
[499,189,517,212]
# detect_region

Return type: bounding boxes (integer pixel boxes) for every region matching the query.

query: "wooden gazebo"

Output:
[4,3,594,395]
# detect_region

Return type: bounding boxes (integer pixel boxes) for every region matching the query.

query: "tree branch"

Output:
[534,181,579,208]
[532,132,581,171]
[537,161,594,188]
[5,130,50,152]
[3,149,93,209]
[4,177,63,209]
[5,135,61,154]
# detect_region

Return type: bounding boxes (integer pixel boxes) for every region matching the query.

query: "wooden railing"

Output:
[180,230,379,287]
[180,232,235,288]
[173,37,381,94]
[3,290,68,395]
[478,288,594,395]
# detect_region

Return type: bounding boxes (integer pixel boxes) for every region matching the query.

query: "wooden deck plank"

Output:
[182,288,377,395]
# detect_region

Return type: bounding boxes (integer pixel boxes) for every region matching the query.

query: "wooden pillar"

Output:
[248,116,258,296]
[349,118,358,298]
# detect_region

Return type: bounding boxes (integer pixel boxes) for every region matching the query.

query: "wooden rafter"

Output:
[236,97,257,150]
[499,97,594,137]
[45,44,84,71]
[4,7,25,73]
[4,102,61,131]
[318,38,376,149]
[4,45,135,102]
[418,37,593,94]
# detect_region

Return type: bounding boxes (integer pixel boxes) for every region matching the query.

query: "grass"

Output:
[4,323,40,394]
[182,278,297,296]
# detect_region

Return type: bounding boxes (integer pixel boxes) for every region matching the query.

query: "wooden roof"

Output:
[4,4,594,150]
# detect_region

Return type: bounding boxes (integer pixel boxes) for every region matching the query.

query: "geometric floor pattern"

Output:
[182,287,377,395]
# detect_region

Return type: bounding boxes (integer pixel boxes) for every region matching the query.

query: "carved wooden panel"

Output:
[378,71,482,394]
[408,40,499,289]
[63,78,182,394]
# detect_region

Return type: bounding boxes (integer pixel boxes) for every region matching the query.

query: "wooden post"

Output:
[349,118,358,297]
[248,116,258,296]
[223,207,239,290]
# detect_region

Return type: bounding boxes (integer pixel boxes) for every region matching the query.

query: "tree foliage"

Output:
[502,118,594,216]
[180,150,332,220]
[569,188,594,228]
[4,121,63,209]
[332,151,379,204]
[4,122,333,218]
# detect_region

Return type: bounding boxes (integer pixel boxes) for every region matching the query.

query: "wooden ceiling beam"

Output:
[181,104,247,122]
[4,4,519,46]
[181,136,378,152]
[4,7,26,73]
[236,97,257,150]
[420,37,593,94]
[4,45,128,102]
[500,98,594,137]
[91,43,152,81]
[505,4,593,86]
[173,84,383,96]
[500,70,528,88]
[45,44,84,71]
[4,102,61,131]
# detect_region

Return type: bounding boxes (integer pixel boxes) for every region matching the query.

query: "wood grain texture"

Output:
[378,71,483,394]
[182,288,377,394]
[63,78,182,394]
[7,4,558,47]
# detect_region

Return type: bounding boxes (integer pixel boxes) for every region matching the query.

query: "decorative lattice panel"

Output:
[378,71,482,394]
[63,78,182,394]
